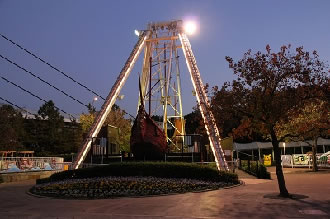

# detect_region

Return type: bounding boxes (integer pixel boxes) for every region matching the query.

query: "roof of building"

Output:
[234,137,330,151]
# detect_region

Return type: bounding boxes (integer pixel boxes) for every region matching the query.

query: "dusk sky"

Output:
[1,0,329,118]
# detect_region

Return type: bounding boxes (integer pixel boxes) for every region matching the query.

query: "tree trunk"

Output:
[312,137,318,172]
[270,128,290,197]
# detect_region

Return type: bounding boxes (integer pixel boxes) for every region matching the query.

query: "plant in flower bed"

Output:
[32,162,239,198]
[31,176,232,199]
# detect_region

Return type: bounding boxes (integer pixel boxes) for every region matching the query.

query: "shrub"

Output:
[37,162,239,184]
[32,176,230,198]
[239,160,271,179]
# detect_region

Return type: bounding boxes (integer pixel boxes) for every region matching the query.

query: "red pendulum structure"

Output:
[72,20,229,171]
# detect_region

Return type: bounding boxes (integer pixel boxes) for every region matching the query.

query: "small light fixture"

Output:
[117,95,125,100]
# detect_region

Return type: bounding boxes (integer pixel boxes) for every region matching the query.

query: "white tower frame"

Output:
[139,22,184,149]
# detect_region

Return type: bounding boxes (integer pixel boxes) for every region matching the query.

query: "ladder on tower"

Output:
[179,33,229,171]
[72,31,149,169]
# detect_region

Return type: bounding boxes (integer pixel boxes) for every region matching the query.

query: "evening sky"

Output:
[1,0,329,118]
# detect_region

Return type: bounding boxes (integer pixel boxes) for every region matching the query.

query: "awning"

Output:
[233,138,330,151]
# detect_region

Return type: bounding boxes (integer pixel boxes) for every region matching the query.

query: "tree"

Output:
[0,105,25,151]
[79,104,132,152]
[185,84,216,146]
[36,100,65,154]
[61,119,83,155]
[276,99,330,171]
[211,87,266,142]
[184,108,203,135]
[79,113,95,134]
[103,106,132,152]
[215,45,329,197]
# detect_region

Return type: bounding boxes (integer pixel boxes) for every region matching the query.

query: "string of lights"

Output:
[1,75,75,119]
[0,95,38,118]
[0,53,89,109]
[0,33,106,100]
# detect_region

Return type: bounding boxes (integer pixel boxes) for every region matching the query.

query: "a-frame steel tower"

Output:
[73,20,229,171]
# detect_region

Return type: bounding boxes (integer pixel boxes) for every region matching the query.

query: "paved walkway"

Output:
[0,168,329,218]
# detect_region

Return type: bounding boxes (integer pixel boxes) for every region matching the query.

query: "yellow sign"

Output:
[264,154,272,166]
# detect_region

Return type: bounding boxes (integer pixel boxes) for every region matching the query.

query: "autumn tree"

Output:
[215,45,329,197]
[79,113,95,134]
[276,99,330,171]
[103,106,131,152]
[211,87,266,143]
[79,104,132,152]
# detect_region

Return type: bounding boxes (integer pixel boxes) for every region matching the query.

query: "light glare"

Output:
[134,29,140,36]
[184,21,197,35]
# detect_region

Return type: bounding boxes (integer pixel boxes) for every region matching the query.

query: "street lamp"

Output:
[90,97,98,111]
[92,97,98,105]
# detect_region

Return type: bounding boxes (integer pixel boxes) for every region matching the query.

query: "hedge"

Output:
[239,160,271,179]
[37,162,238,184]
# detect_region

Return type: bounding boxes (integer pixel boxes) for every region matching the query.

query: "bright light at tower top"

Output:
[183,21,197,35]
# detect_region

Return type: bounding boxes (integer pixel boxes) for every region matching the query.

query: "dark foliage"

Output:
[0,105,26,151]
[239,160,271,179]
[213,44,329,197]
[37,162,239,184]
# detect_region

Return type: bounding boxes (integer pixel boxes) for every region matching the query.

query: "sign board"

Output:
[293,154,310,165]
[281,155,293,167]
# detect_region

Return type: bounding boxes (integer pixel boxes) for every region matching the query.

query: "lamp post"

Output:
[92,97,98,106]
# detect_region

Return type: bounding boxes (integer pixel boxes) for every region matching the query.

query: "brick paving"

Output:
[0,168,329,218]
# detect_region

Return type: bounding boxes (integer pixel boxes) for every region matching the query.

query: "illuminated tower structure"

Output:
[73,20,229,171]
[139,21,185,151]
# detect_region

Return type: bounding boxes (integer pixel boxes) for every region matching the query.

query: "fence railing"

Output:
[238,159,271,179]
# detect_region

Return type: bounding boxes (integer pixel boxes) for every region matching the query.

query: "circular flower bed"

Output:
[31,176,233,199]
